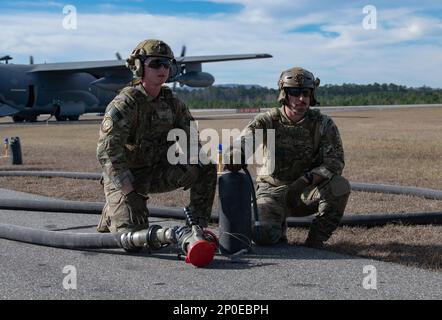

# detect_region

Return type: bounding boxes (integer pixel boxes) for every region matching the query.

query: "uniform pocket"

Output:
[107,189,124,204]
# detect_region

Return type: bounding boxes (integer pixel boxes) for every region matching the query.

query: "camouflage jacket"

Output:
[238,106,345,186]
[97,83,195,190]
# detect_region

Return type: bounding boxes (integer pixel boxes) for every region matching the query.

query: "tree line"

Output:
[174,83,442,109]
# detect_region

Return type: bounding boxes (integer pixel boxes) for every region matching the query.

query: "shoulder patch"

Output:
[101,116,114,133]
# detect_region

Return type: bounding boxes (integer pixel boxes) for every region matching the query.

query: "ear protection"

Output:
[311,78,320,106]
[314,78,320,88]
[125,48,146,78]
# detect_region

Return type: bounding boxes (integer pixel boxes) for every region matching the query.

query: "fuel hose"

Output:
[0,170,441,227]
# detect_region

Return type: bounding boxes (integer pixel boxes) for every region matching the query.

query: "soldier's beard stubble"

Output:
[287,101,309,116]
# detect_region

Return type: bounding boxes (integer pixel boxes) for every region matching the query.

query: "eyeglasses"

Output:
[146,58,172,69]
[285,87,311,98]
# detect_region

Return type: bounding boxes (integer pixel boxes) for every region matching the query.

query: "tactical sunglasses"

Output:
[285,87,311,98]
[146,58,172,69]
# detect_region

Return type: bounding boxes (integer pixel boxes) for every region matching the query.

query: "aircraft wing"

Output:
[28,60,127,78]
[26,53,272,89]
[177,53,272,64]
[27,53,272,75]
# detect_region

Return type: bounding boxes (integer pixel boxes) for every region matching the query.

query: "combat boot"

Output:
[303,237,324,249]
[195,216,208,228]
[184,206,209,228]
[185,215,208,228]
[303,226,327,249]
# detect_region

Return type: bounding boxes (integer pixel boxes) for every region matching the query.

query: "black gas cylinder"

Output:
[9,137,23,165]
[218,171,252,254]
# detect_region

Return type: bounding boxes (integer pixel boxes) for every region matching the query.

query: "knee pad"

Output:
[329,175,351,197]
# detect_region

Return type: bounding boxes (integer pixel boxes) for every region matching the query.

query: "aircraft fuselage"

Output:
[0,63,120,121]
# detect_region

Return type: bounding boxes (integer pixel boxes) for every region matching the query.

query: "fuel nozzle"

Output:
[119,221,218,267]
[176,224,218,267]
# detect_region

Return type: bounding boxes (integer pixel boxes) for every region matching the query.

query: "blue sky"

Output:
[1,0,441,88]
[0,0,243,15]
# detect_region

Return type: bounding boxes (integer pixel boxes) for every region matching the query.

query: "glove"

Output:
[124,191,148,226]
[285,177,310,208]
[177,165,200,190]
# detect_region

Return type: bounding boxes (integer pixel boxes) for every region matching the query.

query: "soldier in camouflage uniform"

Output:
[97,39,217,233]
[225,67,350,248]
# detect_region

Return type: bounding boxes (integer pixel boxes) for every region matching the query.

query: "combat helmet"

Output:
[277,67,320,106]
[126,39,175,78]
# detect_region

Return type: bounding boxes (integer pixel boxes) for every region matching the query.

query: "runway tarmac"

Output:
[1,188,441,300]
[1,104,441,126]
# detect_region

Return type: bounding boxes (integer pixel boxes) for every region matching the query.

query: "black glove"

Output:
[285,177,310,208]
[124,191,148,226]
[177,165,200,190]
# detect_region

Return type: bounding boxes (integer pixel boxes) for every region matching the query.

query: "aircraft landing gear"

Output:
[12,115,24,123]
[55,115,80,121]
[53,105,79,121]
[12,115,37,123]
[55,115,67,121]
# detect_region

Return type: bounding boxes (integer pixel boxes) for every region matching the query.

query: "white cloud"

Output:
[0,1,441,88]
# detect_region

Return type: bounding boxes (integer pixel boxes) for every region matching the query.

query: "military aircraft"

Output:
[0,51,272,122]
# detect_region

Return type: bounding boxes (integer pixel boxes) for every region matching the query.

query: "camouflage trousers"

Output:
[253,175,351,245]
[97,163,217,233]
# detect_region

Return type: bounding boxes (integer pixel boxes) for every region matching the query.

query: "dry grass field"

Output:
[0,107,441,271]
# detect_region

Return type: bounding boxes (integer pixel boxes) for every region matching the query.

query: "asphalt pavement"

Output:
[0,188,441,300]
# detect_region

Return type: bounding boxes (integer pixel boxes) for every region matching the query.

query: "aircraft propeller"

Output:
[173,45,186,90]
[0,55,13,64]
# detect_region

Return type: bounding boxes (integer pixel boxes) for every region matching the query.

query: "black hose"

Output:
[287,211,442,227]
[1,205,441,252]
[0,198,184,217]
[2,170,442,200]
[351,182,442,200]
[1,197,441,227]
[0,199,103,214]
[0,171,101,180]
[0,223,121,249]
[1,170,441,228]
[1,210,441,252]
